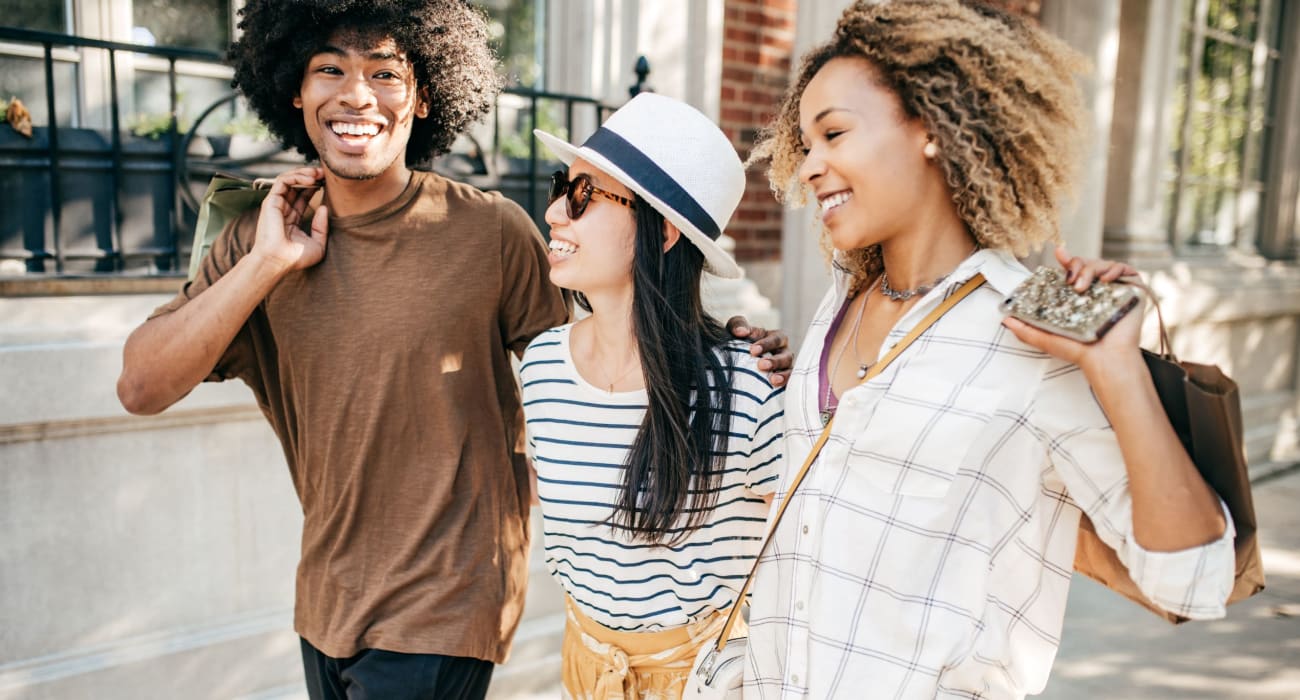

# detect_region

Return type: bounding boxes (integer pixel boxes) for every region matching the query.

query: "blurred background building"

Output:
[1,0,1297,698]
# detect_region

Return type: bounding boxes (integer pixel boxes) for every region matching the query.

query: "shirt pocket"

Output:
[840,376,1000,499]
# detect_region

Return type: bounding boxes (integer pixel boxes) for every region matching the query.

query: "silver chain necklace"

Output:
[878,244,981,302]
[878,271,950,302]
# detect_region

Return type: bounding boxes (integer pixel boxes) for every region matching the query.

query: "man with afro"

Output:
[116,1,560,697]
[116,1,789,696]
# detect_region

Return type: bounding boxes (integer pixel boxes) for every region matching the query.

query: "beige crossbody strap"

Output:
[710,273,987,652]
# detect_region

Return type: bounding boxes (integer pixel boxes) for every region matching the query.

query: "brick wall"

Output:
[717,0,1039,265]
[719,0,796,264]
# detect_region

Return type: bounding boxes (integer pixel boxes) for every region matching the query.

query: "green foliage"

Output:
[0,98,7,123]
[498,103,567,160]
[129,112,192,140]
[1164,0,1278,246]
[484,0,539,87]
[131,0,230,54]
[0,0,66,33]
[220,113,272,140]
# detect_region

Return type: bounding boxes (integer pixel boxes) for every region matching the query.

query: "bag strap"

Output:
[1119,276,1174,360]
[708,273,987,653]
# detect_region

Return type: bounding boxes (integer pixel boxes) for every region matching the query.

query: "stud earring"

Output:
[923,141,938,159]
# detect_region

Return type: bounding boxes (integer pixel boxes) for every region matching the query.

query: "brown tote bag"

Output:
[1072,286,1265,624]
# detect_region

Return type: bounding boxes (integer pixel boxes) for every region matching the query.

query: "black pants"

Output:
[300,638,494,700]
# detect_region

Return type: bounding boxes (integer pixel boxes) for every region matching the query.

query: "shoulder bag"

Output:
[1073,280,1265,623]
[187,174,273,280]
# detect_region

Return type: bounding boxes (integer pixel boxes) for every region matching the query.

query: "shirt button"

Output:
[795,600,805,611]
[802,525,809,534]
[792,674,800,685]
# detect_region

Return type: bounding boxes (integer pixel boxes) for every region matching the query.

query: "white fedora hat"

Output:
[534,93,745,279]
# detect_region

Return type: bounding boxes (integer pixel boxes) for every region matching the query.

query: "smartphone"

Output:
[1000,266,1140,343]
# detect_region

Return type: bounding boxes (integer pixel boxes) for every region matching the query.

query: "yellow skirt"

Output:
[561,596,743,700]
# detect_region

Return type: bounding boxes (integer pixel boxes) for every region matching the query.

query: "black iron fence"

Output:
[0,26,619,277]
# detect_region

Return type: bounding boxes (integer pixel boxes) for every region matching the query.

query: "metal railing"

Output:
[0,26,622,278]
[0,26,223,274]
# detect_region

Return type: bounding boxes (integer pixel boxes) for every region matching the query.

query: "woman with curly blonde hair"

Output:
[742,2,1233,697]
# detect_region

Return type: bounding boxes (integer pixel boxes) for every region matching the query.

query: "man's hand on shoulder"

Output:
[726,316,792,387]
[251,167,329,274]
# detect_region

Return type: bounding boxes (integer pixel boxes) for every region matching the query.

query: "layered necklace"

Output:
[820,244,981,426]
[822,277,881,426]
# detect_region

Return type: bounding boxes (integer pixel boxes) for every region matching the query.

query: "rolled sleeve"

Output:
[1031,360,1236,620]
[1123,499,1235,619]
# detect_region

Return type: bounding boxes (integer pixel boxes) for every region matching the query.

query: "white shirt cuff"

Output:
[1124,499,1236,620]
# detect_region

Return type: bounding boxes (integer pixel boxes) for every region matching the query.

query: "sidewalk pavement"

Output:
[1042,466,1300,699]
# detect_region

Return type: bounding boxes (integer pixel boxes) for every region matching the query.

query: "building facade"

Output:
[1,1,1297,698]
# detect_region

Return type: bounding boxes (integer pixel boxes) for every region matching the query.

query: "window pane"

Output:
[478,0,544,87]
[1166,0,1279,249]
[1236,187,1261,241]
[0,56,78,127]
[1251,115,1273,182]
[132,0,231,54]
[0,0,69,33]
[1239,0,1259,40]
[129,70,234,136]
[1206,0,1222,33]
[1220,0,1242,35]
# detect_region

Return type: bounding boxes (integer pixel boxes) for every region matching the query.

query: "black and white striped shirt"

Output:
[520,324,785,631]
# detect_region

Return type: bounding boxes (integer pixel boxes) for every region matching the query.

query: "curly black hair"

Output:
[229,0,502,165]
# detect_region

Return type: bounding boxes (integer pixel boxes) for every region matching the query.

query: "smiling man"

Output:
[115,2,559,698]
[114,1,788,698]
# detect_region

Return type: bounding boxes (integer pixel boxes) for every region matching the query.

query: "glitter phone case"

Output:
[1000,267,1140,343]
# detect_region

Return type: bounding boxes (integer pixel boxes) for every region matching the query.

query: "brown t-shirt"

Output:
[154,171,567,661]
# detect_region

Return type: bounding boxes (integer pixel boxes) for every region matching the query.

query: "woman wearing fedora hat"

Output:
[518,93,784,698]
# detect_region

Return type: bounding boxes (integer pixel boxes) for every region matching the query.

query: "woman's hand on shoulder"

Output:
[726,316,793,386]
[1001,246,1144,378]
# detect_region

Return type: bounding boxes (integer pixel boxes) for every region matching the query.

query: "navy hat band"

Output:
[583,127,721,240]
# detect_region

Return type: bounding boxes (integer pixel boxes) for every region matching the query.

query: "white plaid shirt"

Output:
[743,249,1235,699]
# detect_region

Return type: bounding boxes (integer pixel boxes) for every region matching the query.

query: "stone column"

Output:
[1100,0,1184,264]
[1039,0,1122,259]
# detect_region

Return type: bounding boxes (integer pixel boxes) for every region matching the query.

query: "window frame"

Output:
[1163,0,1286,254]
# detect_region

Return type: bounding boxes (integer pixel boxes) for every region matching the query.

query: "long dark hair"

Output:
[575,196,735,545]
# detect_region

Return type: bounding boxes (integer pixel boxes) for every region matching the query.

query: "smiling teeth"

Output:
[549,240,578,256]
[331,122,379,137]
[820,191,852,213]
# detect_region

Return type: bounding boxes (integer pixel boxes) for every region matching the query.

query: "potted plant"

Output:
[125,111,195,154]
[216,113,273,159]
